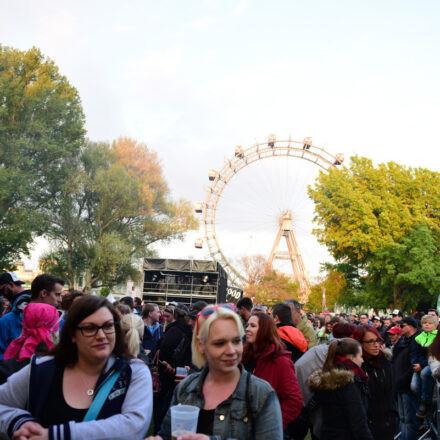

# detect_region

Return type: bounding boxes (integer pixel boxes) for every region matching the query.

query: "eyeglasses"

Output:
[399,324,407,328]
[362,339,381,345]
[77,322,115,337]
[196,303,236,336]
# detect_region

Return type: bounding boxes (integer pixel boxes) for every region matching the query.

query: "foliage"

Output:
[239,255,299,306]
[307,269,346,313]
[309,156,440,310]
[364,224,440,310]
[0,45,85,269]
[45,138,198,292]
[99,287,110,297]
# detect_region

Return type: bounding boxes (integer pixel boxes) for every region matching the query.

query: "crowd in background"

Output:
[1,270,440,440]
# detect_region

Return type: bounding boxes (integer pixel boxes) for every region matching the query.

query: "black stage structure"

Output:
[143,258,238,306]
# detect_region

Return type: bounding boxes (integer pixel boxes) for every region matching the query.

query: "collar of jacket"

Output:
[183,363,249,403]
[307,368,355,391]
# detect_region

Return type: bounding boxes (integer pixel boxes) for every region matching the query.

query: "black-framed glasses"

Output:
[77,322,115,337]
[362,339,381,345]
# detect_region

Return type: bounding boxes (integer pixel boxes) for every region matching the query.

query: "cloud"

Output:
[231,0,248,16]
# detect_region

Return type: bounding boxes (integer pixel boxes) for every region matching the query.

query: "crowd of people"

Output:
[1,270,440,440]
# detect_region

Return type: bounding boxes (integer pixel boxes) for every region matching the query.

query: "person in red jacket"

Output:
[242,312,303,436]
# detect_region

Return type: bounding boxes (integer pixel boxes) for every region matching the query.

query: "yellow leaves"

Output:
[309,156,440,263]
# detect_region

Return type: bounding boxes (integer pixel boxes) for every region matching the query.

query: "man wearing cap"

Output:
[0,272,30,361]
[386,326,402,349]
[392,309,403,325]
[286,299,318,349]
[391,316,420,440]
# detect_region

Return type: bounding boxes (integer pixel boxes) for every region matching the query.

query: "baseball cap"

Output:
[387,326,402,335]
[400,316,418,328]
[372,316,381,321]
[392,309,403,316]
[0,272,25,286]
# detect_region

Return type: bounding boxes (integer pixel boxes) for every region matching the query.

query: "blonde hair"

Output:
[192,306,244,369]
[422,314,439,327]
[120,314,145,357]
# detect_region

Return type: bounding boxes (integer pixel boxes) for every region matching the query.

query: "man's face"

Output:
[349,315,355,323]
[389,333,401,345]
[238,306,250,320]
[392,315,402,324]
[149,306,161,323]
[360,315,369,324]
[400,323,413,337]
[428,311,438,318]
[39,282,63,308]
[384,319,391,328]
[0,282,24,302]
[373,319,381,329]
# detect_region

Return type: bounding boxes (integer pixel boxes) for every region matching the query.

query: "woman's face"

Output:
[361,331,381,357]
[72,307,116,365]
[199,319,243,375]
[245,315,259,344]
[349,347,364,367]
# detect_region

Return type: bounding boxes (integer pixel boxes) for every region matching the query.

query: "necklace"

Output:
[76,368,97,397]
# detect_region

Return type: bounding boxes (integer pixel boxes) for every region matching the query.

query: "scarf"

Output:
[4,303,60,362]
[334,354,369,382]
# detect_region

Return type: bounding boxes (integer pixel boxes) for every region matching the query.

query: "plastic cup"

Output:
[170,404,200,439]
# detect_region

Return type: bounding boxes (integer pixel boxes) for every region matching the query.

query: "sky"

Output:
[2,0,440,282]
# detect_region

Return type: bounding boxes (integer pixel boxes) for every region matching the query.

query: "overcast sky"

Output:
[2,0,440,281]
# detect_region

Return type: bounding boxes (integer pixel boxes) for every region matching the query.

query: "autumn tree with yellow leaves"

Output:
[309,156,440,310]
[45,138,198,292]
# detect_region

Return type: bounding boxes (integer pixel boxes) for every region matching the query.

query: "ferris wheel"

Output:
[194,135,344,301]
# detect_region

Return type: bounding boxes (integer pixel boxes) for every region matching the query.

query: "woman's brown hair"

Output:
[242,312,285,362]
[322,338,361,372]
[50,295,132,364]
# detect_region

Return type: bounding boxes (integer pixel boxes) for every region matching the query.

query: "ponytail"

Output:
[322,338,360,372]
[120,314,145,358]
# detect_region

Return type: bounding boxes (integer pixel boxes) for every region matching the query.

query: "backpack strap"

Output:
[245,371,255,439]
[83,361,126,422]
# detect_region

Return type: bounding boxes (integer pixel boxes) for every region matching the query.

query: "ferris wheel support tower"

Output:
[266,210,311,302]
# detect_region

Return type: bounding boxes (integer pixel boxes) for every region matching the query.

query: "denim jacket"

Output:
[158,364,283,440]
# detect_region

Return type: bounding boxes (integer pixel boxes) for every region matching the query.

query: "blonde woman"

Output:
[146,304,283,440]
[121,313,147,360]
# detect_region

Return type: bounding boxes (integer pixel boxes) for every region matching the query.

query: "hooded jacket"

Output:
[276,323,307,363]
[252,344,303,428]
[0,355,152,440]
[308,368,373,440]
[0,292,30,361]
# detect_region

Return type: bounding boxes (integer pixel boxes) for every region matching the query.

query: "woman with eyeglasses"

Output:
[353,325,397,440]
[146,304,283,440]
[0,295,152,440]
[242,312,302,438]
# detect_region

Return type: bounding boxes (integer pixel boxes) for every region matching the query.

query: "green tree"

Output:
[0,45,85,269]
[309,156,440,310]
[307,269,346,313]
[364,224,440,310]
[46,139,198,292]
